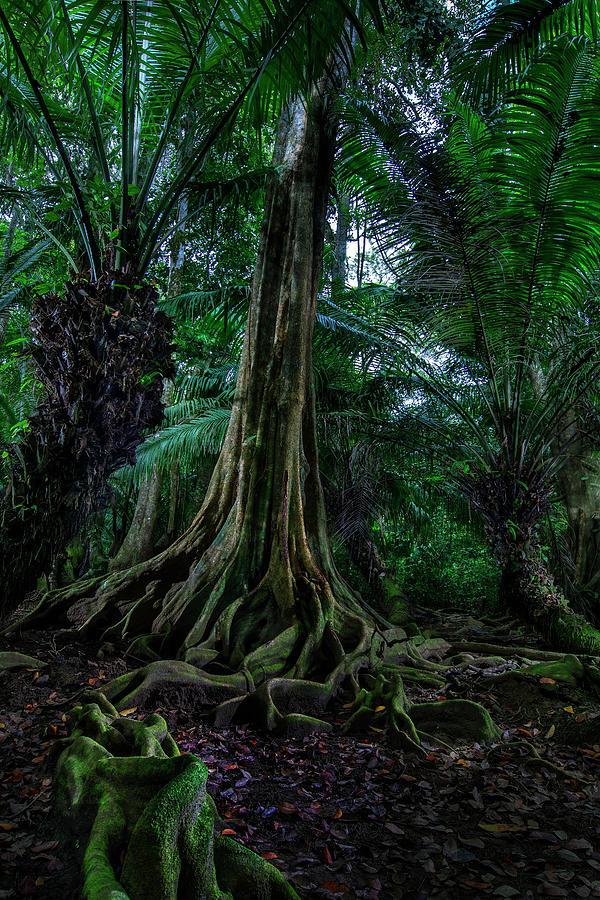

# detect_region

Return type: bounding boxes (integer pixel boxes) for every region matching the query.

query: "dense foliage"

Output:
[2,0,600,624]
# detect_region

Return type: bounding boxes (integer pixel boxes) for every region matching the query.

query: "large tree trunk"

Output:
[12,90,508,755]
[20,83,373,710]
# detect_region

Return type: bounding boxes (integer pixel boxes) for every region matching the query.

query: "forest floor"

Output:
[1,613,600,900]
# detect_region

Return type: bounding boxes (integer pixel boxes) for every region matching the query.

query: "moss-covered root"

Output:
[409,699,501,746]
[214,676,335,736]
[343,667,501,751]
[101,660,250,711]
[57,696,299,900]
[517,653,585,685]
[343,669,422,752]
[0,651,47,670]
[544,608,600,656]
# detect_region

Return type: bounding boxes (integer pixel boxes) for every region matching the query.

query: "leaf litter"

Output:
[1,625,600,899]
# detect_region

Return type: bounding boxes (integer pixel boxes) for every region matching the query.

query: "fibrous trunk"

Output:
[466,468,600,655]
[0,271,173,616]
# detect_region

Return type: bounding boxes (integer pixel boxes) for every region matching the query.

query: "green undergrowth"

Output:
[392,538,500,615]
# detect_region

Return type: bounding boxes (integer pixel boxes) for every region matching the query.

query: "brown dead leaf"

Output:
[278,802,296,815]
[31,842,58,854]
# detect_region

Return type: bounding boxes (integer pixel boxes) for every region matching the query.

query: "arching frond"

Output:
[131,407,233,481]
[455,0,600,106]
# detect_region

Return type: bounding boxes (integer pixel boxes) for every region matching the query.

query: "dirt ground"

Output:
[1,621,600,899]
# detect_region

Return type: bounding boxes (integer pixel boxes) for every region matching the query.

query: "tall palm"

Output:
[340,34,600,651]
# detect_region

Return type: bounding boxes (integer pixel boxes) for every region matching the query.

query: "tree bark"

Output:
[556,443,600,598]
[529,362,600,607]
[331,190,350,299]
[465,468,600,655]
[109,464,163,572]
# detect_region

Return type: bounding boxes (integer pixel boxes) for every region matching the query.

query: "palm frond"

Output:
[130,406,232,481]
[455,0,600,106]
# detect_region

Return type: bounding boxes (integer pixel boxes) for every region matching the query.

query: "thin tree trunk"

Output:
[109,464,163,571]
[166,456,180,541]
[331,190,350,299]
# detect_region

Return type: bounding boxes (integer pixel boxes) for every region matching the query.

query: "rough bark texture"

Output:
[462,466,600,655]
[557,446,600,599]
[109,464,164,572]
[331,190,350,299]
[57,692,298,900]
[529,364,600,611]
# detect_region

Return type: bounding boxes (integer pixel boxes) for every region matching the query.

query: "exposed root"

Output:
[102,660,250,711]
[409,697,501,746]
[342,665,501,751]
[447,642,566,661]
[343,668,423,752]
[487,740,592,784]
[57,691,298,900]
[0,651,47,670]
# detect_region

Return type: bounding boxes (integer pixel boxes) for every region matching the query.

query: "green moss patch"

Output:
[57,695,299,899]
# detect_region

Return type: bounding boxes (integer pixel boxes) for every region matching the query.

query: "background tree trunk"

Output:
[332,190,350,299]
[109,464,163,572]
[529,362,600,611]
[556,446,600,599]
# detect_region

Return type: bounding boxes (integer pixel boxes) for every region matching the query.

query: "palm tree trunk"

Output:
[486,503,600,655]
[0,273,173,617]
